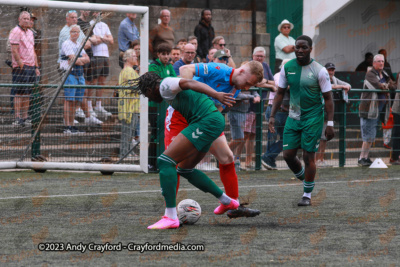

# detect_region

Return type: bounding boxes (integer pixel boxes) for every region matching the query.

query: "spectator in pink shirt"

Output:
[9,11,40,127]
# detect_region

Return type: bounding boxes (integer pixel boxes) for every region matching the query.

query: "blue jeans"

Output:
[263,105,288,163]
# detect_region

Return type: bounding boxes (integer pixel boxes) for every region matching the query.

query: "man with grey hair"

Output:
[149,9,175,58]
[58,10,89,64]
[358,54,396,166]
[243,46,275,169]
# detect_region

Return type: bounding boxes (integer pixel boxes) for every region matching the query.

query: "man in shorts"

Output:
[134,72,239,229]
[269,35,334,206]
[88,12,114,117]
[9,11,40,127]
[60,25,90,134]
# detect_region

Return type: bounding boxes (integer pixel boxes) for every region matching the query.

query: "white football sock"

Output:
[164,207,177,220]
[303,192,311,199]
[218,193,231,205]
[96,101,102,108]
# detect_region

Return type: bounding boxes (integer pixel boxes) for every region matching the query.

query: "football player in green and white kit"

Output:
[133,72,240,229]
[269,35,335,206]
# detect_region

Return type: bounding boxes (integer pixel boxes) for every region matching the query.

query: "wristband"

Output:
[327,121,334,127]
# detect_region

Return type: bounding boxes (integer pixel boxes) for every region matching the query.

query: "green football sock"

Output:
[303,181,315,193]
[177,168,223,198]
[157,154,178,208]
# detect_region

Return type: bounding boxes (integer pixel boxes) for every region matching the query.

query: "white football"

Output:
[177,199,201,225]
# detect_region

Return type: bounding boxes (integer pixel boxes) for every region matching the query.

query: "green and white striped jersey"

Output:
[278,59,332,120]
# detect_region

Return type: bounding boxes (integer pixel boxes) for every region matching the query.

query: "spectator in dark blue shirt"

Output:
[173,44,195,76]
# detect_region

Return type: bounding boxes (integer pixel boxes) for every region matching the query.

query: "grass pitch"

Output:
[0,166,399,266]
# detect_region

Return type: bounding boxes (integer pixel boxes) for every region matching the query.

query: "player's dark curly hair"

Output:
[131,72,162,95]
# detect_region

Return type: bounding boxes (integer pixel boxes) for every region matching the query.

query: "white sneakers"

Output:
[75,108,86,118]
[85,116,103,125]
[94,106,112,117]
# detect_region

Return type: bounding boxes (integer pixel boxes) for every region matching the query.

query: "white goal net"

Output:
[0,0,149,173]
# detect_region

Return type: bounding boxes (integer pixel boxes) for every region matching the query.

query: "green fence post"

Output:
[31,82,41,158]
[255,87,264,170]
[338,92,346,167]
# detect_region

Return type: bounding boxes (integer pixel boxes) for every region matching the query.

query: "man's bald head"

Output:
[182,44,196,64]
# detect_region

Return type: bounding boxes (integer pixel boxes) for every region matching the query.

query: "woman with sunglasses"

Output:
[274,19,296,73]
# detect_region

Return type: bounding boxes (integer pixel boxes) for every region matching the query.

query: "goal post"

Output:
[0,0,149,173]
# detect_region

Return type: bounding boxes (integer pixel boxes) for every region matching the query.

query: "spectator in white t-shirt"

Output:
[60,25,90,134]
[88,12,114,117]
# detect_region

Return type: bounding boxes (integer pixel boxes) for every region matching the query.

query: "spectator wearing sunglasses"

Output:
[274,19,296,73]
[211,36,236,68]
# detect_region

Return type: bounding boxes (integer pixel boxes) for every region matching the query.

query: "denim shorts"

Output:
[12,65,36,95]
[64,74,85,102]
[360,117,378,142]
[228,111,246,140]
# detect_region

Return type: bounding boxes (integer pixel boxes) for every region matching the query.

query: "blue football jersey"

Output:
[194,62,240,108]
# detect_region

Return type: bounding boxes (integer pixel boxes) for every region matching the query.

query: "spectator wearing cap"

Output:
[274,19,296,73]
[213,49,229,65]
[149,9,175,59]
[194,9,215,63]
[358,54,396,167]
[173,43,195,76]
[211,36,236,68]
[316,62,351,168]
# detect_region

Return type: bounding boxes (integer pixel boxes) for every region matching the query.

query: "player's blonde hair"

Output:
[245,61,264,83]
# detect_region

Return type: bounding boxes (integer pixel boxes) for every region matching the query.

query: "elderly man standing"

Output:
[149,9,175,58]
[274,19,296,73]
[10,11,40,127]
[244,47,275,169]
[60,25,90,134]
[194,9,215,63]
[58,10,87,64]
[358,54,396,166]
[118,12,140,68]
[173,43,196,76]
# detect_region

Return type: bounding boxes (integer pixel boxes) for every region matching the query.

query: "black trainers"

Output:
[226,204,261,218]
[71,126,85,134]
[358,158,371,167]
[261,158,278,170]
[298,197,311,206]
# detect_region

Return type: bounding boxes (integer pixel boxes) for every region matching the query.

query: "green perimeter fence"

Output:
[0,83,399,171]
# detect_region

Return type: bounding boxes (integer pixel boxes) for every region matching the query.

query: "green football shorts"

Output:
[282,115,324,152]
[181,111,225,153]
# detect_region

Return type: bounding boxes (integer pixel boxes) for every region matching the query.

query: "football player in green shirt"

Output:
[134,72,239,229]
[269,35,335,206]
